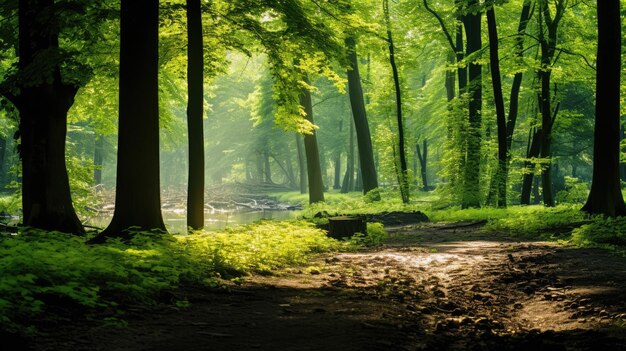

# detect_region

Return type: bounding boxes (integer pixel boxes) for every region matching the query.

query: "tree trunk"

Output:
[416,139,428,190]
[521,127,542,205]
[94,135,104,185]
[295,134,307,194]
[9,0,84,234]
[345,36,380,200]
[384,0,409,204]
[461,2,482,208]
[341,118,355,193]
[95,0,165,240]
[582,0,626,216]
[537,0,566,208]
[300,82,325,204]
[186,0,204,231]
[486,6,507,208]
[263,148,273,183]
[333,152,341,189]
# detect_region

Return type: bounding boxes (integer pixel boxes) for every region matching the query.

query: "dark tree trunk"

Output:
[582,0,626,216]
[333,152,341,189]
[355,154,363,191]
[384,0,409,204]
[8,0,84,234]
[507,0,533,150]
[94,135,104,185]
[537,0,565,207]
[445,52,456,101]
[341,118,355,193]
[461,2,482,208]
[486,6,507,208]
[295,134,307,194]
[186,0,204,231]
[300,84,325,203]
[95,0,165,240]
[521,127,542,205]
[345,37,379,199]
[416,139,428,190]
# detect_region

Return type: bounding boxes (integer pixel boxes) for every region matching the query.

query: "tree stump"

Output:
[328,216,367,239]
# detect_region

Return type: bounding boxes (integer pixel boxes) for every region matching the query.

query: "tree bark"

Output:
[94,135,103,185]
[582,0,626,216]
[300,82,325,203]
[461,2,482,208]
[521,127,542,205]
[95,0,166,240]
[10,0,84,234]
[384,0,409,204]
[416,139,428,190]
[295,134,307,194]
[186,0,204,231]
[341,118,355,193]
[486,5,507,208]
[345,37,380,200]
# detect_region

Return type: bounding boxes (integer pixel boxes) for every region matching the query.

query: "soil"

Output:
[28,222,626,350]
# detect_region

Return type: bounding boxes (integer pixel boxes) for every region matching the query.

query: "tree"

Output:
[345,36,380,200]
[300,81,325,204]
[460,0,482,208]
[1,0,84,234]
[92,0,166,241]
[186,0,205,231]
[486,3,507,207]
[383,0,409,204]
[537,0,566,207]
[581,0,626,216]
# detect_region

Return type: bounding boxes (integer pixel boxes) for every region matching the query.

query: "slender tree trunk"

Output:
[582,0,626,216]
[94,135,104,185]
[300,83,324,203]
[416,139,428,190]
[295,134,307,194]
[384,0,409,204]
[345,37,380,199]
[7,0,84,234]
[537,0,565,207]
[486,6,507,208]
[461,2,482,208]
[521,127,542,204]
[186,0,204,231]
[95,0,165,240]
[341,118,355,193]
[263,149,273,183]
[333,152,341,190]
[507,0,533,150]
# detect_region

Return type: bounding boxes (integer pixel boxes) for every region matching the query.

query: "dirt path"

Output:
[34,223,626,350]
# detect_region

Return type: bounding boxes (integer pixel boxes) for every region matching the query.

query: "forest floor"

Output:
[31,222,626,351]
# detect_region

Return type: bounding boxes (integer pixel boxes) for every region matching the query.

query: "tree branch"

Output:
[423,0,456,53]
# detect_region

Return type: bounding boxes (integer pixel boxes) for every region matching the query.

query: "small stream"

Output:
[85,209,299,233]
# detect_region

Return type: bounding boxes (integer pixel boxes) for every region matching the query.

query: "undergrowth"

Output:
[0,221,345,335]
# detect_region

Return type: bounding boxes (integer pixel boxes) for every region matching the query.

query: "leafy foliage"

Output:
[0,221,340,334]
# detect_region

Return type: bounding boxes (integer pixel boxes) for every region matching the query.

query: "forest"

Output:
[2,0,626,349]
